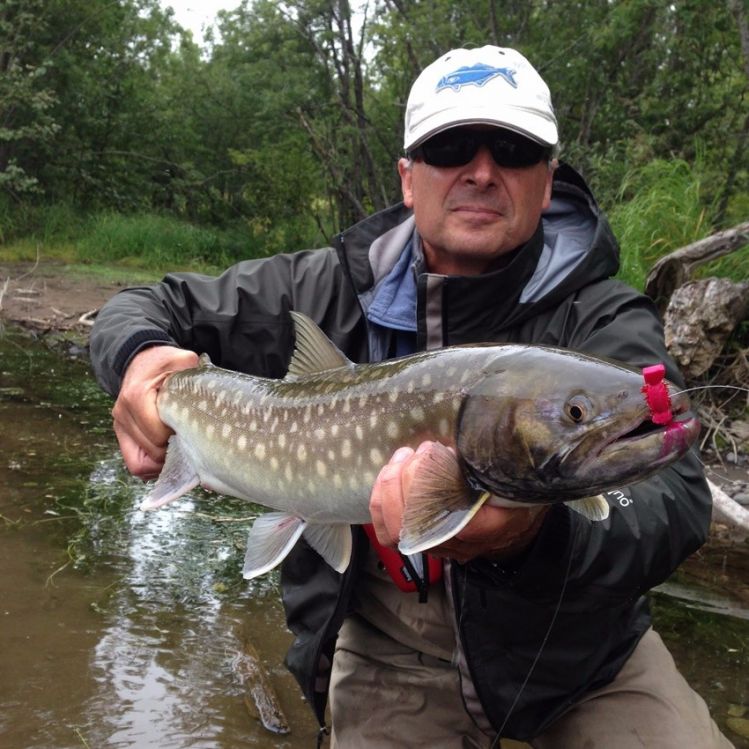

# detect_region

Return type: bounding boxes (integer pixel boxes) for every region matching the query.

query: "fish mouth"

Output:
[573,390,700,483]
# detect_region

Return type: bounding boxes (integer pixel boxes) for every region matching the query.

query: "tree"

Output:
[0,0,59,197]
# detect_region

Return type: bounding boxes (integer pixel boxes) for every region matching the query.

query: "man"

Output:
[91,46,732,747]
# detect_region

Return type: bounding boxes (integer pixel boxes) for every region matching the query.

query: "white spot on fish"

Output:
[316,460,327,478]
[237,434,247,451]
[355,425,364,441]
[315,427,326,440]
[421,373,432,387]
[297,444,307,462]
[343,398,351,414]
[439,418,450,436]
[333,474,343,489]
[290,421,298,433]
[285,463,293,482]
[255,443,266,460]
[406,380,416,394]
[370,448,384,466]
[386,421,400,439]
[359,394,368,408]
[317,404,325,416]
[198,400,208,411]
[369,414,378,430]
[341,439,352,458]
[410,406,425,422]
[388,391,399,404]
[270,456,279,471]
[304,405,312,423]
[278,434,287,449]
[222,423,231,438]
[363,471,375,486]
[206,424,215,439]
[331,424,340,437]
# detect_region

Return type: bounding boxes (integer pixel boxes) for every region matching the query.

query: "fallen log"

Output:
[645,220,749,313]
[708,478,749,541]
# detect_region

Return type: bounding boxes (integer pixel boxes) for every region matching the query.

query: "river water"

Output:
[1,327,747,748]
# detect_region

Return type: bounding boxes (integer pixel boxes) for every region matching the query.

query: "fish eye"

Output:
[565,395,591,424]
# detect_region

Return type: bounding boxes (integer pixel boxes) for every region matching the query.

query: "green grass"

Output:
[0,199,256,274]
[77,211,244,270]
[609,159,713,290]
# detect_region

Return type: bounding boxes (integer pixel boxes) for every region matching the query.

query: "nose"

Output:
[462,145,499,188]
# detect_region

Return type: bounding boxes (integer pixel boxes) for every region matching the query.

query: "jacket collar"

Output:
[333,163,620,347]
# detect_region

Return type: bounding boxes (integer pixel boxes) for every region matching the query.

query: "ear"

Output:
[398,158,414,208]
[542,159,557,210]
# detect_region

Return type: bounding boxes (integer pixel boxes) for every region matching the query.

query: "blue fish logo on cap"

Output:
[437,63,517,92]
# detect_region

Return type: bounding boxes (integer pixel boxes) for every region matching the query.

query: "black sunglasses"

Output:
[409,128,551,169]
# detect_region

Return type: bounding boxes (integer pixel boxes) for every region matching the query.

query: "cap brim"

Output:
[405,106,558,152]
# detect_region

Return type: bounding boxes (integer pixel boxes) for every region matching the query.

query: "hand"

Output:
[111,345,198,480]
[369,441,548,563]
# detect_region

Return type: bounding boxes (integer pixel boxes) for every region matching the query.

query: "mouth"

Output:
[572,391,700,479]
[450,204,502,219]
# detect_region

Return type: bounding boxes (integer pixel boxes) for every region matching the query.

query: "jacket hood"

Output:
[334,163,620,341]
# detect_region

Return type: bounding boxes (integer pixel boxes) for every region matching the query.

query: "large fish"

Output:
[140,312,700,578]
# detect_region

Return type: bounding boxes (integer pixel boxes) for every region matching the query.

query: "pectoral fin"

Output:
[139,435,199,510]
[398,442,489,556]
[565,494,610,522]
[243,512,306,579]
[303,524,353,573]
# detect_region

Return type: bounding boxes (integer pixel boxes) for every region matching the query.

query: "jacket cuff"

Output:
[113,328,176,380]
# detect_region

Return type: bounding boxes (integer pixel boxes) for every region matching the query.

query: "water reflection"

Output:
[0,327,747,748]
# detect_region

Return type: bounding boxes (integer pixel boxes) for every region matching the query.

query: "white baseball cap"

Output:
[404,46,558,152]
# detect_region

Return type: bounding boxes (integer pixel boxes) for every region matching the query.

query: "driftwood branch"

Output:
[232,630,290,735]
[708,478,749,540]
[644,220,749,312]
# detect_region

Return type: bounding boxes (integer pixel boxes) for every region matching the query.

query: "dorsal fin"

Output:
[198,353,213,367]
[285,311,353,381]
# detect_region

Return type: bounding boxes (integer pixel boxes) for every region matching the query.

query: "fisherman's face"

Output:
[399,126,555,276]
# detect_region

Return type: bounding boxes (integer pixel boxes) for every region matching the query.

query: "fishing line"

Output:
[489,522,578,749]
[673,384,749,398]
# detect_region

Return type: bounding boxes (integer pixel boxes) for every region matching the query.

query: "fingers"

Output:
[370,439,549,562]
[370,441,442,547]
[370,446,415,546]
[112,345,198,480]
[114,421,166,480]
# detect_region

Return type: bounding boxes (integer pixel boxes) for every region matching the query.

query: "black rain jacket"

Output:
[90,164,711,741]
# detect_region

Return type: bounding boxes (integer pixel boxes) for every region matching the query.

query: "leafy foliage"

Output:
[1,0,747,278]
